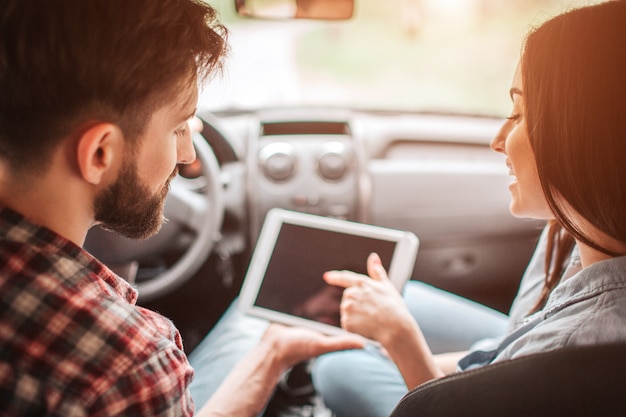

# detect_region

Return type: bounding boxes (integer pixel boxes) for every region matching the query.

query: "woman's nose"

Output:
[490,120,509,154]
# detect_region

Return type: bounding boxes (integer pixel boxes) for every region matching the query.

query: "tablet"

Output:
[238,208,419,336]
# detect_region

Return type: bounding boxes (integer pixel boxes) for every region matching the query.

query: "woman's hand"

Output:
[323,252,416,346]
[324,252,444,389]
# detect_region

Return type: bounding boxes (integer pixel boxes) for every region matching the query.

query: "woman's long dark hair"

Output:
[522,1,626,313]
[529,222,575,314]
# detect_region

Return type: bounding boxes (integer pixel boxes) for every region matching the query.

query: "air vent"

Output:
[261,121,350,136]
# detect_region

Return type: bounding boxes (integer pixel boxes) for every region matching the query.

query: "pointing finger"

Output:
[323,270,367,288]
[366,252,389,282]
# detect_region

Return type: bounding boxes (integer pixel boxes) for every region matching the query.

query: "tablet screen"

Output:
[239,208,418,335]
[253,222,396,327]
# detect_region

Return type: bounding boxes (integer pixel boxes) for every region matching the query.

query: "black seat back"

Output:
[390,343,626,417]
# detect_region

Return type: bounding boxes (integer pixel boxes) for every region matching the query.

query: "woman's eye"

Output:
[506,114,521,121]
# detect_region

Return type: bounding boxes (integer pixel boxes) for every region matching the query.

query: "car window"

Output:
[202,0,605,117]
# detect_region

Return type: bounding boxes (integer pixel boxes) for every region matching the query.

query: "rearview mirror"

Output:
[235,0,354,20]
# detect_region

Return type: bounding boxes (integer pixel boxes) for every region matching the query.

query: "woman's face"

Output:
[491,64,553,220]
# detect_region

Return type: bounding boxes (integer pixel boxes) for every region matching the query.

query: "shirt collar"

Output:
[0,206,138,304]
[543,255,626,317]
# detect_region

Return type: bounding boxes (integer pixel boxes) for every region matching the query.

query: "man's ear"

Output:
[76,123,124,185]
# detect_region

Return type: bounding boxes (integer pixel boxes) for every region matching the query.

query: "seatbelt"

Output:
[457,316,542,371]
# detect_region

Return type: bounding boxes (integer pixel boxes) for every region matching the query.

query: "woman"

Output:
[312,2,626,416]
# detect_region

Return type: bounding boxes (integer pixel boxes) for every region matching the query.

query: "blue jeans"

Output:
[187,281,508,413]
[187,300,269,409]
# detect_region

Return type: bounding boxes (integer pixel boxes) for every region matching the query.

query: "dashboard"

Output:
[199,108,543,312]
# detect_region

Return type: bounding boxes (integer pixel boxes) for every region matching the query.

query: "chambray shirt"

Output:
[495,252,626,363]
[0,207,195,416]
[465,225,626,367]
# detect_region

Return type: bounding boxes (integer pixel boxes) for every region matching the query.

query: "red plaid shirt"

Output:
[0,207,195,416]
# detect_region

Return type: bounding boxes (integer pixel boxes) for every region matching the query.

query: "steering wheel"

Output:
[84,131,224,302]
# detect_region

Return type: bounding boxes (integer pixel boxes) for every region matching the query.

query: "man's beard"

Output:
[94,159,175,240]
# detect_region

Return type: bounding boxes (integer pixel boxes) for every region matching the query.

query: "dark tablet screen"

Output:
[253,222,396,327]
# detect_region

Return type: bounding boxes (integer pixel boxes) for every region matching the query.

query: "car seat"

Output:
[390,343,626,417]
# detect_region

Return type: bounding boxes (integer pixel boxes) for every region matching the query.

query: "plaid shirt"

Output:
[0,207,195,416]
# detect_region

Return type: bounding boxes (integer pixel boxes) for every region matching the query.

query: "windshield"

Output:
[201,0,604,117]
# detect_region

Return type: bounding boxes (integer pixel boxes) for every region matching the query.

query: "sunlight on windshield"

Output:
[201,0,605,117]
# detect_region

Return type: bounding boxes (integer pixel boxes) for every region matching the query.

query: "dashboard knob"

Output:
[259,142,296,182]
[318,141,350,181]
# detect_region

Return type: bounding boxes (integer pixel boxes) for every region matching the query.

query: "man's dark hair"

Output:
[0,0,228,174]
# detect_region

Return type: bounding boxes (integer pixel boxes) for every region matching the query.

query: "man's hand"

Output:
[198,321,364,417]
[261,323,365,371]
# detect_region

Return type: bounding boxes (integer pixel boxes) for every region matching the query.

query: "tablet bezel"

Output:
[238,208,419,336]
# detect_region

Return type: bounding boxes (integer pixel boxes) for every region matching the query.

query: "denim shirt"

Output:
[463,225,626,369]
[493,253,626,362]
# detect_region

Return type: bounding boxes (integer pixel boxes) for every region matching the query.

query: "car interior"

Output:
[82,0,624,415]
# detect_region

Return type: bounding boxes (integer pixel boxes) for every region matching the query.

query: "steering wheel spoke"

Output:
[165,178,212,236]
